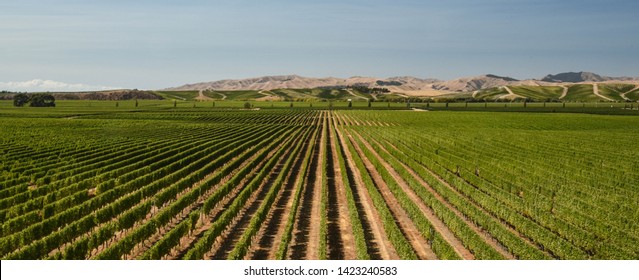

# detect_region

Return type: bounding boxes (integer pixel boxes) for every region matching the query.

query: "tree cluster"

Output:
[13,93,56,107]
[348,86,390,94]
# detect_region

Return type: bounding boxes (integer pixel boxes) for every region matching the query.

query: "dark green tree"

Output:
[28,93,56,107]
[13,93,29,107]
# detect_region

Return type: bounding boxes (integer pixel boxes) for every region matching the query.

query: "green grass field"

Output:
[154,91,199,101]
[509,86,564,101]
[212,90,265,100]
[201,91,226,99]
[1,101,637,260]
[563,85,599,102]
[626,88,639,101]
[474,87,508,100]
[597,84,632,101]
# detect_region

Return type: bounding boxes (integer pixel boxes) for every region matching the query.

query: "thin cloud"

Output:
[0,79,119,92]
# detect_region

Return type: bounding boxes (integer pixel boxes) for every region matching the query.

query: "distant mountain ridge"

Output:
[168,75,442,92]
[167,72,639,93]
[432,74,522,92]
[541,72,636,83]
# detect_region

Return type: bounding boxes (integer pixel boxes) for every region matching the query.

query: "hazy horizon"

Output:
[2,0,638,91]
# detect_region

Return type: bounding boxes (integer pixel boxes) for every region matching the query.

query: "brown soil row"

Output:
[332,113,399,259]
[50,138,233,259]
[358,134,504,259]
[204,127,308,260]
[330,113,385,259]
[246,114,321,259]
[326,114,357,260]
[288,112,325,259]
[243,162,297,259]
[120,132,291,259]
[85,158,232,258]
[341,113,361,126]
[205,138,300,260]
[375,138,514,259]
[164,131,302,259]
[382,140,552,259]
[307,111,326,260]
[352,131,478,259]
[205,171,272,259]
[89,129,280,258]
[344,131,435,260]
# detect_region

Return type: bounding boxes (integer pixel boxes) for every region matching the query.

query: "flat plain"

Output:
[1,100,638,259]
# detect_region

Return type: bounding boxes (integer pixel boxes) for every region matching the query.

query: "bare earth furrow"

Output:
[383,140,553,259]
[333,121,399,260]
[345,132,436,260]
[367,136,514,259]
[247,122,317,260]
[327,116,357,260]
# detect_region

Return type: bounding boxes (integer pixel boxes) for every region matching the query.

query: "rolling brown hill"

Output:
[166,72,639,95]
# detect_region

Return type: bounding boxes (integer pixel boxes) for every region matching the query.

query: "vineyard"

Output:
[1,103,638,260]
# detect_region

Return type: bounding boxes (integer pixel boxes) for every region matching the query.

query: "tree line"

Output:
[13,93,56,107]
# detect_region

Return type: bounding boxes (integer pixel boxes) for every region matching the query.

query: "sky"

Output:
[1,0,638,91]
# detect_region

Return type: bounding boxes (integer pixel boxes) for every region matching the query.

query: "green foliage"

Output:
[509,86,564,101]
[227,126,310,260]
[154,91,199,101]
[564,85,598,102]
[275,123,319,259]
[626,89,639,101]
[12,93,56,107]
[29,93,56,107]
[1,104,637,260]
[474,87,508,100]
[598,84,637,101]
[341,128,418,260]
[214,90,264,101]
[13,94,29,107]
[330,119,369,259]
[339,110,639,259]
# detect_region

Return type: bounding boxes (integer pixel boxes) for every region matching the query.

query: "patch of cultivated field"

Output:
[599,84,639,101]
[474,87,508,100]
[599,84,634,97]
[509,86,564,101]
[563,85,599,102]
[154,91,200,101]
[626,88,639,101]
[1,103,638,260]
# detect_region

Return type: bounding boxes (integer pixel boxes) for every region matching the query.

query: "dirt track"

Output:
[592,83,614,101]
[500,86,524,100]
[620,85,639,100]
[559,85,568,99]
[195,90,214,101]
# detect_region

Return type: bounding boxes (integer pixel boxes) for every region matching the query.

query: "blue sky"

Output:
[1,0,638,90]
